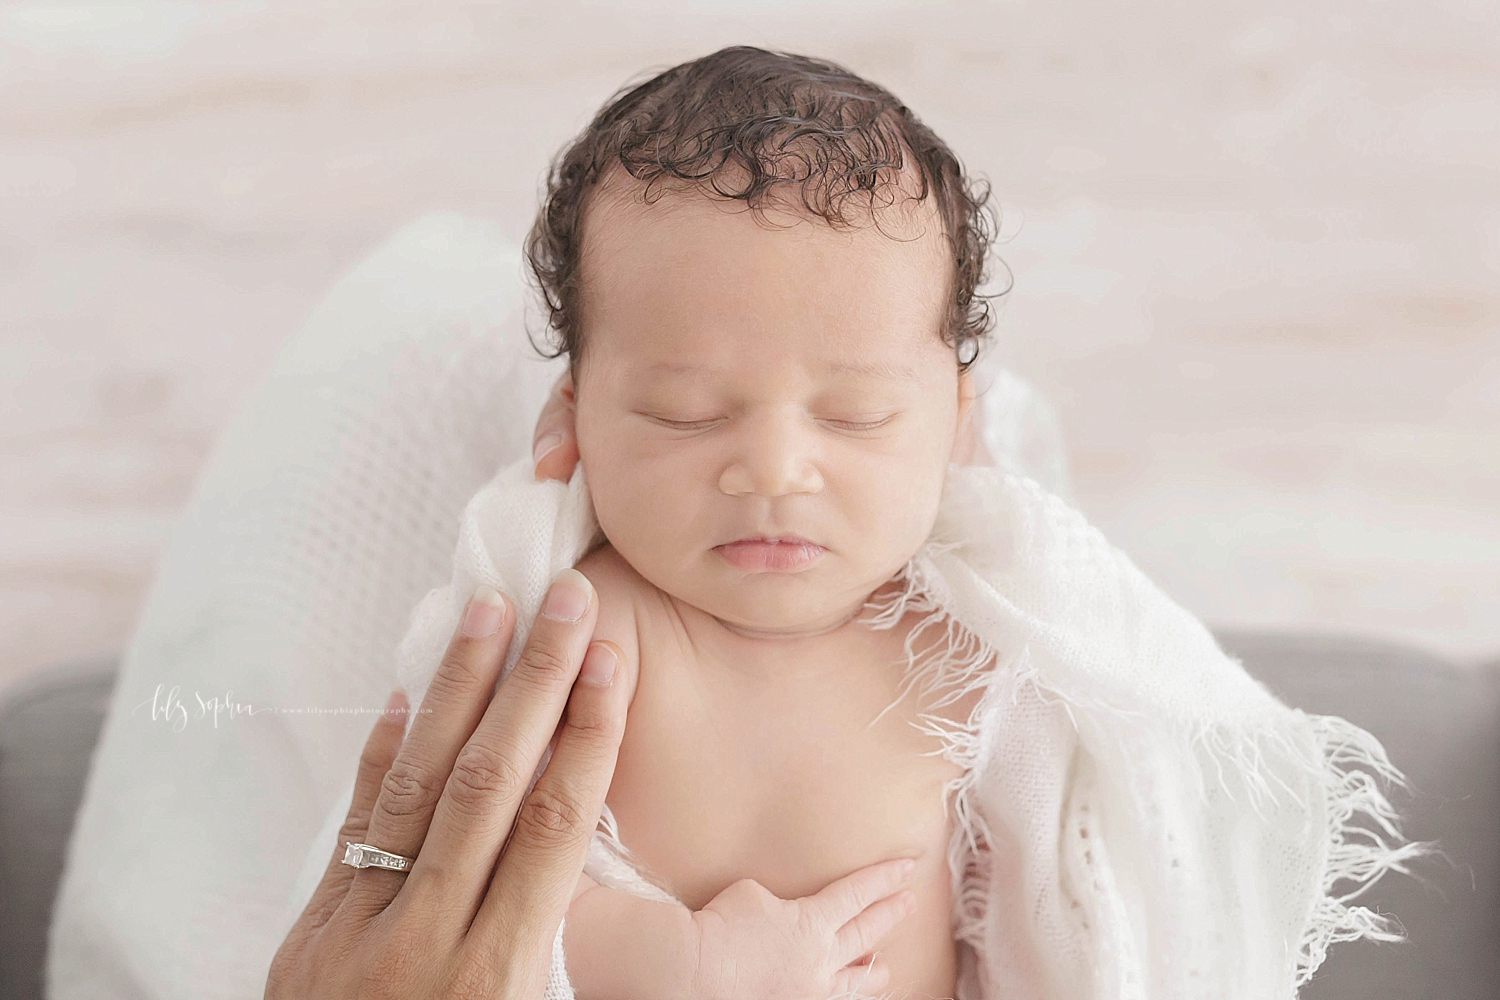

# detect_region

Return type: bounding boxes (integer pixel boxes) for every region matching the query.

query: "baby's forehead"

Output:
[581,186,949,310]
[573,169,955,383]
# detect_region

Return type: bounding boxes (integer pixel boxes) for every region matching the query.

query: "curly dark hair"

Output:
[523,45,1009,378]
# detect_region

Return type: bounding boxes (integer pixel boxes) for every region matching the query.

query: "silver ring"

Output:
[341,841,413,873]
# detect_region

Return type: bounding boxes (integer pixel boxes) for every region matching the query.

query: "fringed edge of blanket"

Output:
[1183,685,1434,984]
[1278,713,1434,986]
[859,554,1435,996]
[858,555,1007,996]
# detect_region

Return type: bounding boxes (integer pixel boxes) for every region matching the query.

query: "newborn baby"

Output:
[531,47,1000,1000]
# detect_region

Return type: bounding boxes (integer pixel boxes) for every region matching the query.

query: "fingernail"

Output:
[383,689,406,716]
[541,568,591,621]
[902,891,917,915]
[533,432,564,467]
[899,858,917,879]
[461,585,509,637]
[579,643,617,687]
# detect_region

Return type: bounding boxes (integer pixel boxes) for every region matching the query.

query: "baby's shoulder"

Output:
[571,542,644,667]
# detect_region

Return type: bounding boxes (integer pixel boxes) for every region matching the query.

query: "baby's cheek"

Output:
[587,468,695,592]
[865,462,944,550]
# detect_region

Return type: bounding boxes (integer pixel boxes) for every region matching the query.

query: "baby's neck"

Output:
[661,577,909,688]
[710,600,867,641]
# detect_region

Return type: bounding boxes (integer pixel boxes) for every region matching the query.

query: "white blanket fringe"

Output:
[861,552,1428,996]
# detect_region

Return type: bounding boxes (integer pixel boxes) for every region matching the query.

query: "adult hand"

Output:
[528,369,994,484]
[266,569,634,999]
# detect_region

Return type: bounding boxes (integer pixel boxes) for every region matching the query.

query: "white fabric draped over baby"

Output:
[48,213,1417,1000]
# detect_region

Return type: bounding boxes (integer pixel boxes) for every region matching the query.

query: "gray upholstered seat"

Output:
[1212,631,1500,999]
[2,634,1497,999]
[0,656,117,1000]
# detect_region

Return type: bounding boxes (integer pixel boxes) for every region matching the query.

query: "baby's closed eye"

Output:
[635,410,900,433]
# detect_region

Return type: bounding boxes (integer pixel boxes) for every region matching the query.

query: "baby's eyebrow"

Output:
[825,359,924,384]
[635,359,923,384]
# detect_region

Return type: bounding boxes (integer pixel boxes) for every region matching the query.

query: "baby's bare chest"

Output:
[605,607,966,914]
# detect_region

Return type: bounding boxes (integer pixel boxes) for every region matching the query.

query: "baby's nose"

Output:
[717,411,824,498]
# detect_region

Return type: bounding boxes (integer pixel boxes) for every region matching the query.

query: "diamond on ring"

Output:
[340,841,413,873]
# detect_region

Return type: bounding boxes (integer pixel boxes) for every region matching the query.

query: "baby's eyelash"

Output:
[825,416,895,431]
[643,414,895,431]
[650,416,721,430]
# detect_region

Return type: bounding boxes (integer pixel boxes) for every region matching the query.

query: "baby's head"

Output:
[525,46,1002,638]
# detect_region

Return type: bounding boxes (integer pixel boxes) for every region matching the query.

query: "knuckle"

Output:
[720,877,763,908]
[736,879,789,921]
[428,645,491,697]
[735,877,771,900]
[377,757,443,821]
[515,785,588,849]
[446,740,528,812]
[335,816,367,847]
[357,732,395,773]
[562,695,620,744]
[444,958,501,1000]
[264,946,298,997]
[363,931,426,994]
[515,641,575,689]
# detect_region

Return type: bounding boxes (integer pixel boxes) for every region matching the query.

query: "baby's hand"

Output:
[532,370,579,483]
[687,857,917,1000]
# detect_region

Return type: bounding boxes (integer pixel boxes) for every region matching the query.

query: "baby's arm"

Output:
[563,873,697,999]
[563,858,917,1000]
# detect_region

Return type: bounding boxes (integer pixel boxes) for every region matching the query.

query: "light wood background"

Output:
[3,0,1497,689]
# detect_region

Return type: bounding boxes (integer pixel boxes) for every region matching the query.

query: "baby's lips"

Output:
[718,533,818,546]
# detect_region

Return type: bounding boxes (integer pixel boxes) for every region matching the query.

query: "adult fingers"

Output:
[832,953,890,998]
[802,856,916,934]
[833,889,916,966]
[298,689,410,931]
[412,568,600,921]
[474,635,635,957]
[532,370,579,483]
[343,585,515,917]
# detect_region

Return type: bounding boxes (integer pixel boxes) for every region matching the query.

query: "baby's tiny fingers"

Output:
[532,371,579,483]
[834,890,915,966]
[804,856,916,930]
[832,952,890,998]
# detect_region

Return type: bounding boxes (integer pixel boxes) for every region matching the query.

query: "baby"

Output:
[529,47,1000,1000]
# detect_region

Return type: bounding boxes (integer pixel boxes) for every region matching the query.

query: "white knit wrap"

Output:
[47,213,1418,1000]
